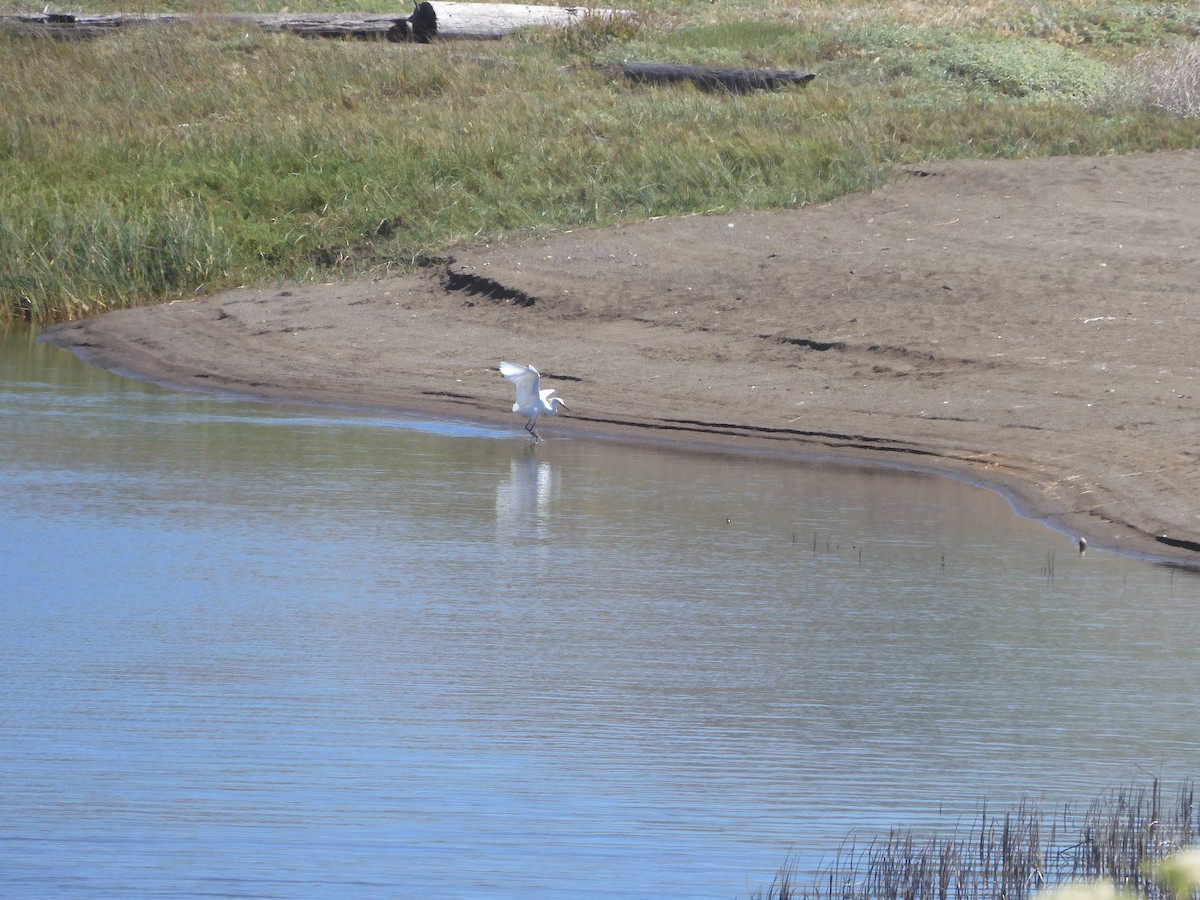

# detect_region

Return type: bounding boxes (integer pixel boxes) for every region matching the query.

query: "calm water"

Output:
[2,327,1198,898]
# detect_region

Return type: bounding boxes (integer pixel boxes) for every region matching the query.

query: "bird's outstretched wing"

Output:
[499,361,542,411]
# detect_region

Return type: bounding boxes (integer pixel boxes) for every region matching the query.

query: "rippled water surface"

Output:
[2,328,1199,898]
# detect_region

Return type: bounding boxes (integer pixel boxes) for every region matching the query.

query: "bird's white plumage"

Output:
[499,361,568,441]
[499,361,543,416]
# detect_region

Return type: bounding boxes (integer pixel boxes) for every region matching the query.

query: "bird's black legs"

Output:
[525,418,540,442]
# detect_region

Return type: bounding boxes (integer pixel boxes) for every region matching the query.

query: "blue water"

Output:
[3,328,1199,898]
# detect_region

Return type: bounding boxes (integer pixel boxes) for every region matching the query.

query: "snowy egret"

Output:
[499,361,569,442]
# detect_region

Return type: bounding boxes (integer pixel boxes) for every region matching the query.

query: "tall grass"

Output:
[755,781,1198,900]
[3,0,1200,323]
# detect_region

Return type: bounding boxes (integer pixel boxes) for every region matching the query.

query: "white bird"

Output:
[499,361,568,442]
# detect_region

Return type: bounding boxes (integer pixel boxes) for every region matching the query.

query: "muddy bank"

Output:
[46,151,1200,564]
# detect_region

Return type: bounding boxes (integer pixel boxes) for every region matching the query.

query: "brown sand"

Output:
[45,151,1200,564]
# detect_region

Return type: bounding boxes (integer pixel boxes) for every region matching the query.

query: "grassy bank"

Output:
[3,0,1200,324]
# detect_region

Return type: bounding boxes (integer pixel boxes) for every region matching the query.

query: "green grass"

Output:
[3,0,1200,323]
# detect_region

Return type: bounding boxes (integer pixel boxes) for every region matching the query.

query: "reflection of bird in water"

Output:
[495,452,555,535]
[499,361,568,443]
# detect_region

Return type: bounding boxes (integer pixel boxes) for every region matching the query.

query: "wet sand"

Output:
[46,151,1200,564]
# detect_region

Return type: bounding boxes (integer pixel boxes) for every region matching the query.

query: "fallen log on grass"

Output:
[0,2,625,41]
[610,61,816,93]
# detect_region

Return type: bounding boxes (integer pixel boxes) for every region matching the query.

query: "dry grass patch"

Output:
[1110,40,1200,117]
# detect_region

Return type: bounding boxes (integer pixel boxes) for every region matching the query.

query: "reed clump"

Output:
[1100,41,1200,118]
[3,0,1200,323]
[757,781,1197,900]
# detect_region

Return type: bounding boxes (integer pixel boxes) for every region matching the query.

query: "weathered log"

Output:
[611,61,816,93]
[0,2,626,41]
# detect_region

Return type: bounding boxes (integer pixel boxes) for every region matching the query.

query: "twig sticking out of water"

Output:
[1042,548,1057,584]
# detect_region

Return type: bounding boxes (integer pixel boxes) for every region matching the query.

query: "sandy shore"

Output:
[45,151,1200,565]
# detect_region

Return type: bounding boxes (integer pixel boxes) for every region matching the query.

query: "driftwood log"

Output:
[611,61,816,93]
[0,2,626,41]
